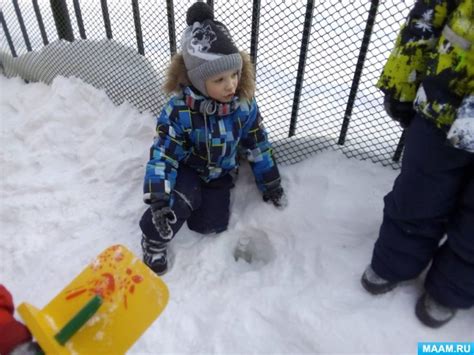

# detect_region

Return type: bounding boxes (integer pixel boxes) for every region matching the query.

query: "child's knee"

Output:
[172,190,198,219]
[187,206,230,235]
[188,219,228,235]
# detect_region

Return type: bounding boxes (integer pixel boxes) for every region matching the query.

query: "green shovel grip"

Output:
[55,295,103,345]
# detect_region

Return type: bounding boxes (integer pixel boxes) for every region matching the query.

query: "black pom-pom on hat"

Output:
[186,2,214,25]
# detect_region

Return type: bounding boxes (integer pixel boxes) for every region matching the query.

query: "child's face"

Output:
[205,69,239,103]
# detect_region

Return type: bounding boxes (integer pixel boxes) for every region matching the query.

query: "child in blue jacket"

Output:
[139,2,285,275]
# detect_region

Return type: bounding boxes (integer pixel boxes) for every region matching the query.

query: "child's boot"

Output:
[415,293,457,328]
[361,265,398,295]
[141,234,168,275]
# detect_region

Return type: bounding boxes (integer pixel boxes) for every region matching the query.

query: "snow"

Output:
[0,75,472,354]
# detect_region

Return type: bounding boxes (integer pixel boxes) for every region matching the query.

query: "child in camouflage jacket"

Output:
[362,0,473,328]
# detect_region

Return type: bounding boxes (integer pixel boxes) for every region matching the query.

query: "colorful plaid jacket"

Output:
[143,86,281,205]
[377,0,473,132]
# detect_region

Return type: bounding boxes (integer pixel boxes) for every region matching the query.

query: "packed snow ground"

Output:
[0,75,472,354]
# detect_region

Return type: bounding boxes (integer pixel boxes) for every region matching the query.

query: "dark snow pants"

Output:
[371,115,474,308]
[140,165,234,244]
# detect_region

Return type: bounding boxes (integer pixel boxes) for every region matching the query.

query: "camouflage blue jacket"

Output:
[143,86,281,205]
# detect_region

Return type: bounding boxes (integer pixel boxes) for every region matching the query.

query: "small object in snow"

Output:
[234,236,253,263]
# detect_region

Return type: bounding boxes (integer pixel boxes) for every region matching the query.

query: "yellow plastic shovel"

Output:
[17,244,169,354]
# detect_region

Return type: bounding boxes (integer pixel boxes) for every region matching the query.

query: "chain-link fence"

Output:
[0,0,415,168]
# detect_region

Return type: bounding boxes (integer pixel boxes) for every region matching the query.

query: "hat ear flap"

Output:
[163,53,191,94]
[237,51,256,100]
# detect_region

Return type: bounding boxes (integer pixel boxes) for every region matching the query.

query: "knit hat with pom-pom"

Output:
[181,2,242,97]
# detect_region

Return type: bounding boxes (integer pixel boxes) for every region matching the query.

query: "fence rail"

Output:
[0,0,414,168]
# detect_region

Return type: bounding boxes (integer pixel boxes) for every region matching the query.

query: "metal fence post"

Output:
[32,0,49,45]
[166,0,176,56]
[288,0,315,137]
[250,0,261,67]
[0,10,17,57]
[50,0,74,41]
[392,130,406,162]
[12,0,32,51]
[101,0,113,39]
[72,0,87,39]
[337,0,379,145]
[132,0,144,55]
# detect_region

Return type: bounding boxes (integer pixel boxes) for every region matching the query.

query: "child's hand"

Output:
[151,205,177,240]
[263,186,287,210]
[384,94,415,128]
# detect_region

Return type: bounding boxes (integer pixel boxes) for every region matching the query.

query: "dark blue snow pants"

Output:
[371,115,474,309]
[140,165,234,244]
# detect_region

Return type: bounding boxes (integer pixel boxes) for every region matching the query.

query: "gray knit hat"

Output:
[181,2,242,97]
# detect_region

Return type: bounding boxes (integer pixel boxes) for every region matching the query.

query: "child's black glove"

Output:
[151,202,177,240]
[263,186,287,210]
[384,94,415,128]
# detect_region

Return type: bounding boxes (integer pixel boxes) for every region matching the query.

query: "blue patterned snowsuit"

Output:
[140,86,281,241]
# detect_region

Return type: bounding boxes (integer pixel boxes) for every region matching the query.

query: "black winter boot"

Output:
[361,265,398,295]
[415,293,457,328]
[141,234,168,275]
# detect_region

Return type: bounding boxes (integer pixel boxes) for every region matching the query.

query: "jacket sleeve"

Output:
[447,95,474,153]
[0,285,32,355]
[376,0,454,102]
[143,102,188,205]
[240,100,281,193]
